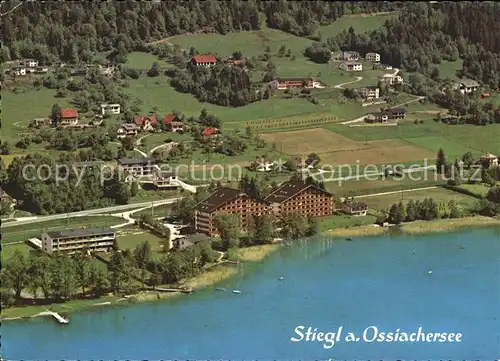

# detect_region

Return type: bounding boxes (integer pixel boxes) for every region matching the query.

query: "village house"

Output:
[59,108,79,126]
[251,158,275,172]
[10,66,26,76]
[32,117,51,127]
[117,157,158,177]
[117,123,140,139]
[479,153,499,169]
[333,51,360,61]
[172,234,211,251]
[153,169,180,190]
[451,79,480,94]
[265,180,335,218]
[201,127,221,138]
[224,56,245,66]
[368,107,407,123]
[365,52,381,62]
[275,77,314,89]
[342,201,369,216]
[41,227,116,254]
[380,73,403,85]
[194,188,270,236]
[191,54,217,67]
[359,86,380,99]
[34,66,49,74]
[0,188,17,211]
[100,103,121,115]
[163,114,185,132]
[134,116,158,132]
[339,61,363,72]
[22,58,39,68]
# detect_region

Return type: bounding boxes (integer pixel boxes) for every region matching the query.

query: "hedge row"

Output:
[443,185,485,200]
[246,116,338,129]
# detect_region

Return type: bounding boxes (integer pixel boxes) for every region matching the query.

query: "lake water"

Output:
[2,228,500,360]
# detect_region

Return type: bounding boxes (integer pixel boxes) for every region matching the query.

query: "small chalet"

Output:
[275,77,314,89]
[451,79,480,94]
[135,116,158,132]
[342,201,368,216]
[22,58,39,68]
[117,123,140,139]
[117,157,158,177]
[333,51,360,61]
[339,62,362,72]
[365,52,380,62]
[380,73,403,85]
[100,103,121,115]
[191,54,217,67]
[369,107,406,123]
[10,66,26,76]
[163,114,184,132]
[59,108,79,126]
[172,233,211,251]
[153,170,179,189]
[201,127,220,137]
[224,56,245,66]
[479,153,499,169]
[359,86,380,99]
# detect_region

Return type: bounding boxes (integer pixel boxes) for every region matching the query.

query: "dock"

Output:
[38,311,69,324]
[154,287,194,294]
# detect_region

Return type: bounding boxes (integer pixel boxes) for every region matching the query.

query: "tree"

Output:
[255,215,275,244]
[130,181,139,197]
[247,215,256,242]
[89,262,109,298]
[1,250,30,303]
[134,241,152,286]
[281,213,308,239]
[51,103,61,126]
[73,251,91,297]
[215,213,240,250]
[405,200,417,222]
[436,148,447,174]
[388,202,405,224]
[108,250,127,293]
[482,169,496,187]
[147,62,160,77]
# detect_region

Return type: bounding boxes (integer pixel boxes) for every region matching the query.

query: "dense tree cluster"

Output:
[386,198,462,225]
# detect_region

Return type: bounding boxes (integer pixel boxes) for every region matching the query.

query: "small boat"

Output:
[459,245,466,250]
[216,287,227,292]
[278,277,284,281]
[428,270,433,275]
[346,237,353,241]
[232,290,241,294]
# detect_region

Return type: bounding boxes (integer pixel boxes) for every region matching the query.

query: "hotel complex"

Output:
[41,227,116,254]
[194,181,335,236]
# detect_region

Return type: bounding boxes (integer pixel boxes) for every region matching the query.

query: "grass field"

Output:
[458,183,497,197]
[315,13,396,38]
[116,228,166,253]
[125,52,173,70]
[316,214,377,232]
[2,216,124,243]
[360,187,478,212]
[436,59,463,81]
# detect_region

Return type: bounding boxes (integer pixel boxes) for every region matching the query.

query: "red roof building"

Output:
[201,127,220,137]
[163,114,178,124]
[191,54,217,67]
[59,108,78,119]
[134,116,158,126]
[163,114,184,132]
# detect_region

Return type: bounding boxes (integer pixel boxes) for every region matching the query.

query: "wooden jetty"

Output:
[37,311,69,324]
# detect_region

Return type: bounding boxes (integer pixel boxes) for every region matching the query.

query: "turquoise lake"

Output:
[2,228,500,360]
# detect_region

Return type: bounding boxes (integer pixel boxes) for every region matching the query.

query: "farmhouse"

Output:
[359,86,380,99]
[342,201,369,216]
[339,62,363,72]
[59,108,79,126]
[380,73,403,85]
[479,153,499,169]
[451,79,480,94]
[368,107,407,122]
[333,51,360,61]
[191,54,217,67]
[117,157,158,177]
[41,227,116,254]
[135,116,158,132]
[265,180,335,218]
[22,58,39,68]
[194,187,270,236]
[365,52,381,62]
[172,234,211,251]
[10,66,26,76]
[100,103,121,115]
[275,77,313,89]
[163,114,185,132]
[117,123,140,139]
[201,127,220,137]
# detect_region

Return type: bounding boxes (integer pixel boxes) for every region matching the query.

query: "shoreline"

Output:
[3,216,499,322]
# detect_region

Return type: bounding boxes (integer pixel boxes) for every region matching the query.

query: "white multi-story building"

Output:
[100,103,121,115]
[41,227,116,254]
[22,58,39,68]
[380,74,403,85]
[10,66,26,76]
[339,62,363,72]
[365,52,381,62]
[359,86,380,99]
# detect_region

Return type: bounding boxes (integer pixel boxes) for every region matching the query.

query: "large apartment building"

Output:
[117,157,158,177]
[41,227,116,254]
[194,182,335,236]
[194,188,270,236]
[265,180,335,218]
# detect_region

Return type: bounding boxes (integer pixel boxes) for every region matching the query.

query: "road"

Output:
[2,198,182,228]
[312,165,436,182]
[333,76,363,89]
[354,186,438,199]
[149,141,179,155]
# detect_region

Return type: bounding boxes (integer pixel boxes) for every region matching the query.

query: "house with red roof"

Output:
[201,127,220,138]
[59,108,79,126]
[134,116,158,132]
[163,114,184,132]
[191,54,217,67]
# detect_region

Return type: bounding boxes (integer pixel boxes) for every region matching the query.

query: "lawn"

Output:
[132,203,174,219]
[125,52,174,70]
[2,216,124,243]
[360,187,479,212]
[458,183,497,197]
[316,214,377,232]
[315,13,396,38]
[436,59,463,81]
[140,132,192,152]
[1,243,34,259]
[116,228,166,253]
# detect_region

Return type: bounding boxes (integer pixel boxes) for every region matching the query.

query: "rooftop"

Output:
[46,227,115,239]
[121,123,140,130]
[196,187,246,213]
[457,78,479,88]
[59,108,78,119]
[344,202,368,211]
[192,54,217,63]
[265,180,324,204]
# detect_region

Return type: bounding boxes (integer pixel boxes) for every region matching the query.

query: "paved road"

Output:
[333,76,363,89]
[312,165,437,182]
[2,198,181,228]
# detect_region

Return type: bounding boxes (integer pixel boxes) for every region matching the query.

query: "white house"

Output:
[359,86,380,99]
[100,103,121,115]
[380,73,403,85]
[451,79,480,94]
[10,66,26,76]
[339,62,363,72]
[22,58,39,68]
[365,52,381,62]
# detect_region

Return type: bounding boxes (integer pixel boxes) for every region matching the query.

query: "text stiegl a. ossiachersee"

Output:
[290,326,463,349]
